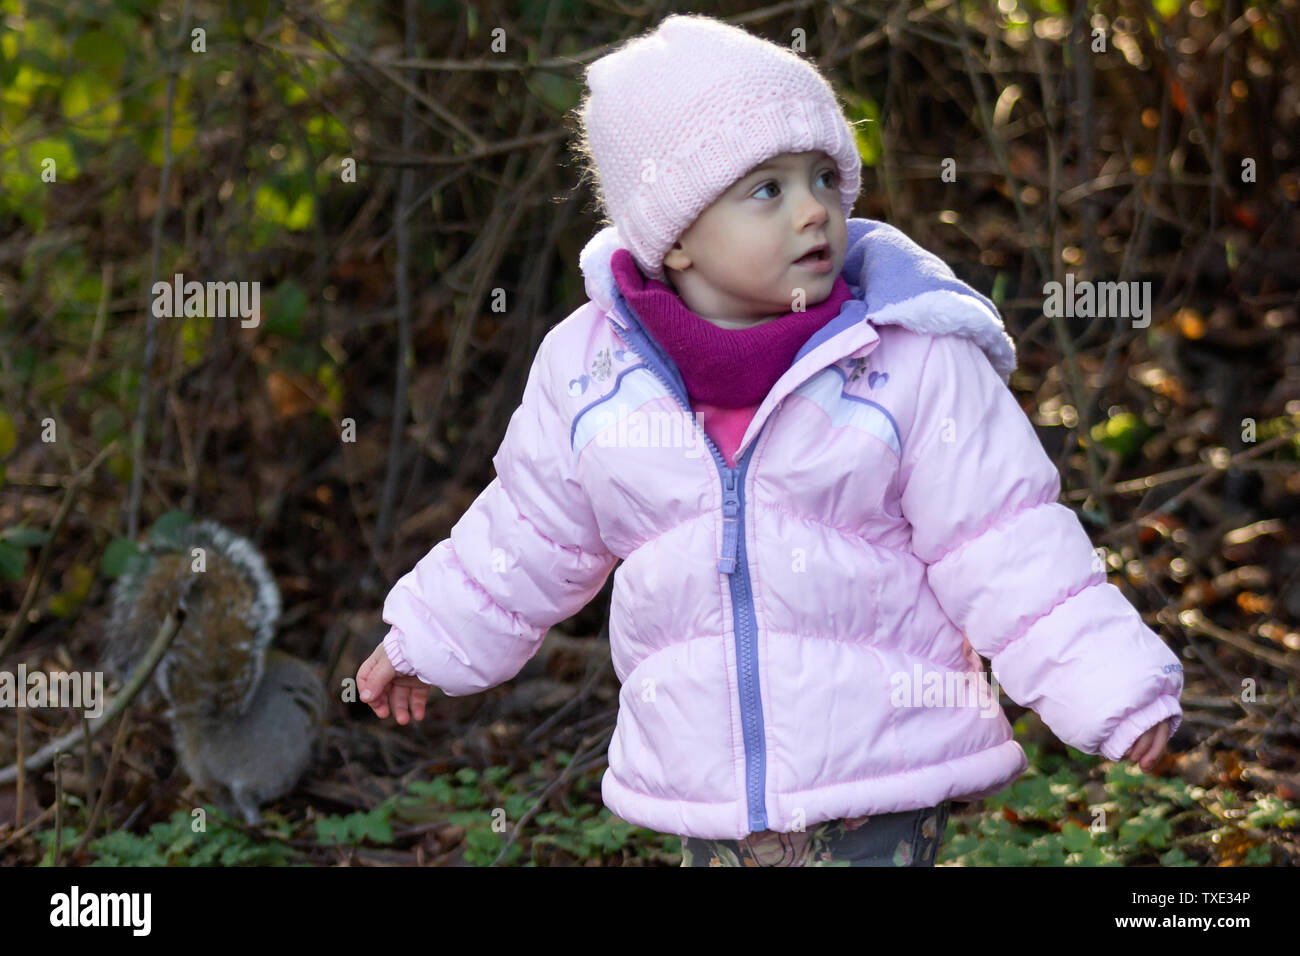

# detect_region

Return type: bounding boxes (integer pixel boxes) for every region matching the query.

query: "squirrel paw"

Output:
[230,782,263,827]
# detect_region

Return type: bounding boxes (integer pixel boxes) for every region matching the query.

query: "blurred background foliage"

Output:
[0,0,1298,865]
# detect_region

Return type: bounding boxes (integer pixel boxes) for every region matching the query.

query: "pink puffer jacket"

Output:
[382,218,1184,840]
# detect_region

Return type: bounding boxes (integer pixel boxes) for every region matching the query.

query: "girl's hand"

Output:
[356,642,433,725]
[1122,718,1172,772]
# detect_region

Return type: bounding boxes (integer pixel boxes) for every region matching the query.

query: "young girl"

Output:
[357,14,1182,867]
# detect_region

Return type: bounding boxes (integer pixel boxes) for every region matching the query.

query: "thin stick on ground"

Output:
[73,709,133,859]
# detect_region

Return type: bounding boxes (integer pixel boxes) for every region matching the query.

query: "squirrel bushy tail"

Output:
[104,517,325,823]
[104,518,281,721]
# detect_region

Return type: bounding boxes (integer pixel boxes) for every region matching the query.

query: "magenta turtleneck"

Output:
[610,247,854,466]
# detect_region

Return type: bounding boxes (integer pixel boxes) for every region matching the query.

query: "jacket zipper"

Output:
[608,297,770,832]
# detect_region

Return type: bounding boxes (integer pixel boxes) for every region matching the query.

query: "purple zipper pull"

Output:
[717,470,740,574]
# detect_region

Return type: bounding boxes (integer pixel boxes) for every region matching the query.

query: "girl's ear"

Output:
[663,243,691,271]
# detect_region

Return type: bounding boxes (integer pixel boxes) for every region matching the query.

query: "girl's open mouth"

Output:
[794,248,832,271]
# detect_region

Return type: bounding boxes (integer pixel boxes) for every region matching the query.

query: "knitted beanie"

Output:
[579,13,862,282]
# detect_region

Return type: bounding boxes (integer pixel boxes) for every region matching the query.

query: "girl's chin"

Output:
[785,276,835,298]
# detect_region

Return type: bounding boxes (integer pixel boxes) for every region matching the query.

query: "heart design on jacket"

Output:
[568,374,590,396]
[868,370,889,389]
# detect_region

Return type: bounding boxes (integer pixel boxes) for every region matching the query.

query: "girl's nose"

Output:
[796,191,829,226]
[797,205,829,234]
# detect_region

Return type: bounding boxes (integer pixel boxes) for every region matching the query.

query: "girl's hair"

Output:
[561,90,613,229]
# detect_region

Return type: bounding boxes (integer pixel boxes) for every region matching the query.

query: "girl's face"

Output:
[661,150,849,329]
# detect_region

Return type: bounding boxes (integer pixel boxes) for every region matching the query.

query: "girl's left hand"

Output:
[1123,718,1172,771]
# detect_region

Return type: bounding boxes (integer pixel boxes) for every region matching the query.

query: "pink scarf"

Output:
[610,248,854,409]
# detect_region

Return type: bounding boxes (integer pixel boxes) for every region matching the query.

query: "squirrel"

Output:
[103,517,327,825]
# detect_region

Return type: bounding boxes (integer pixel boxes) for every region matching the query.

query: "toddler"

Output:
[357,14,1183,867]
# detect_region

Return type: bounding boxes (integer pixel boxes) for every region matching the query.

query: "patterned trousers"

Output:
[679,801,951,867]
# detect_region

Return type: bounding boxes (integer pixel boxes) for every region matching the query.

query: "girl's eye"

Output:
[752,169,837,200]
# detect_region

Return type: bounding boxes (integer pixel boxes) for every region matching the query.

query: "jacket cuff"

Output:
[1099,695,1183,762]
[382,626,418,677]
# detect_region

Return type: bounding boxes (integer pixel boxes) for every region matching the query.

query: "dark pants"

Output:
[679,801,951,867]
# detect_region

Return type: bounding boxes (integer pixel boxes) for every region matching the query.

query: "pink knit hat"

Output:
[579,14,863,282]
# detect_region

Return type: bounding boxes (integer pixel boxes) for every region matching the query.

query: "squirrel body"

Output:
[104,518,325,823]
[170,648,326,824]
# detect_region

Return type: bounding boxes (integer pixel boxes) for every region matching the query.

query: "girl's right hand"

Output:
[357,642,433,724]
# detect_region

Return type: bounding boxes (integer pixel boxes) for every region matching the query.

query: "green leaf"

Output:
[89,404,125,446]
[1061,820,1092,852]
[13,47,62,77]
[447,810,487,826]
[50,562,94,617]
[25,136,79,180]
[140,112,196,165]
[0,540,26,581]
[146,510,195,549]
[305,113,348,148]
[840,89,883,168]
[0,411,16,457]
[61,71,122,141]
[1242,844,1272,865]
[284,191,313,230]
[315,816,346,844]
[526,71,581,116]
[3,525,50,547]
[101,537,142,577]
[71,31,126,74]
[315,808,395,846]
[991,271,1008,308]
[1119,806,1172,848]
[1244,796,1300,828]
[1087,411,1152,462]
[997,841,1031,865]
[180,312,212,364]
[357,809,393,844]
[265,281,308,337]
[253,184,314,232]
[1069,844,1116,866]
[404,777,454,803]
[503,793,533,819]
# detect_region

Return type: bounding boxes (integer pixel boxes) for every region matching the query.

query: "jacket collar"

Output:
[579,217,1017,383]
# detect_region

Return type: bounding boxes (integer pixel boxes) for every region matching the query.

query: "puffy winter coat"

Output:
[381,217,1184,841]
